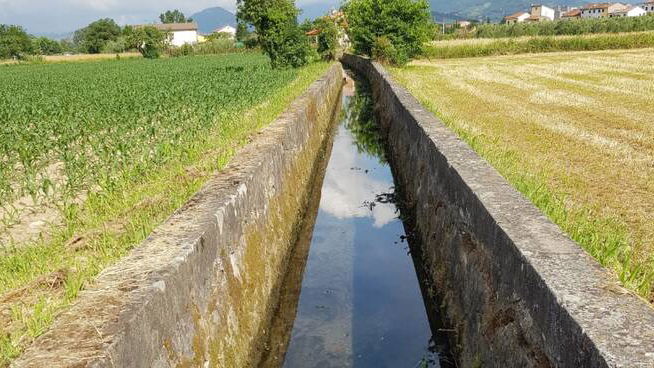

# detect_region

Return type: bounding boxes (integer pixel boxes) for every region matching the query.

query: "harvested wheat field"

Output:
[390,48,654,301]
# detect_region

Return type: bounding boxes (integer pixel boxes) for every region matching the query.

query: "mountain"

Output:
[190,7,236,34]
[429,0,578,21]
[189,1,340,33]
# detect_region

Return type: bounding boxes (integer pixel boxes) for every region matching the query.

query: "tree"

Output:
[33,37,62,55]
[235,21,250,42]
[124,26,166,59]
[343,0,432,65]
[160,10,192,24]
[237,0,311,68]
[0,25,33,59]
[314,17,339,60]
[74,18,121,54]
[59,39,77,54]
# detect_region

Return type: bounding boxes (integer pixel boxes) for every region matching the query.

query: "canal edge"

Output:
[341,54,654,368]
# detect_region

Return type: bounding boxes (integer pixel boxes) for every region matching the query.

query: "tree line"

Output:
[442,14,654,39]
[0,9,200,60]
[3,0,436,68]
[236,0,433,68]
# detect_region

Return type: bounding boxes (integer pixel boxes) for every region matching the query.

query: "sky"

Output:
[0,0,334,35]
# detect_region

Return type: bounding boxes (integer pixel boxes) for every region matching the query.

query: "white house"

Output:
[504,11,531,24]
[609,5,647,16]
[580,3,628,18]
[641,0,654,13]
[529,4,556,21]
[213,26,237,39]
[153,23,199,47]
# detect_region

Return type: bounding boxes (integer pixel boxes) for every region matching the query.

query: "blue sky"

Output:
[0,0,339,34]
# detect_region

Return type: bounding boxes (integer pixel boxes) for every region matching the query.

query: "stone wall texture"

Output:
[13,64,345,368]
[341,54,654,368]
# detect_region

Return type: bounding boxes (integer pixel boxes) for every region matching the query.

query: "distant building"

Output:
[529,4,556,21]
[456,20,472,28]
[561,8,583,19]
[580,3,628,18]
[609,5,647,16]
[504,11,531,24]
[139,23,199,47]
[213,25,237,39]
[554,5,578,18]
[641,0,654,13]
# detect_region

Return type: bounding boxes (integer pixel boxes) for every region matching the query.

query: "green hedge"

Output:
[474,14,654,38]
[423,31,654,59]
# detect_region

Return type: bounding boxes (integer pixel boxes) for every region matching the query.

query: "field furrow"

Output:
[390,48,654,301]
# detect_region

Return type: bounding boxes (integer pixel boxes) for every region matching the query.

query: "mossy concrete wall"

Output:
[341,55,654,368]
[13,64,345,368]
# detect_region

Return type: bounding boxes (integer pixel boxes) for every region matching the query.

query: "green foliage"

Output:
[32,37,62,55]
[159,9,192,24]
[74,18,121,54]
[101,36,129,54]
[343,0,432,63]
[463,14,654,39]
[124,26,166,59]
[207,32,233,41]
[0,54,329,364]
[423,31,654,59]
[236,22,251,42]
[58,39,77,54]
[167,38,239,57]
[372,36,408,65]
[343,79,386,162]
[315,18,339,60]
[0,25,33,59]
[237,0,311,68]
[0,54,303,216]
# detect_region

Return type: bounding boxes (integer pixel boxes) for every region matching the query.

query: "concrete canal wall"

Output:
[341,54,654,368]
[13,64,345,368]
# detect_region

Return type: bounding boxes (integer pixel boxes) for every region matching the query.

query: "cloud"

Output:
[0,0,338,34]
[320,128,397,229]
[0,0,232,33]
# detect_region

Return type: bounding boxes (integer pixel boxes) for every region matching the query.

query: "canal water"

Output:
[259,75,453,368]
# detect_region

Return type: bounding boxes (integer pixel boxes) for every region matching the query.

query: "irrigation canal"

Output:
[258,75,454,368]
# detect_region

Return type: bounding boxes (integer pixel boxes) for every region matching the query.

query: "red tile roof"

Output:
[562,8,582,16]
[504,11,529,19]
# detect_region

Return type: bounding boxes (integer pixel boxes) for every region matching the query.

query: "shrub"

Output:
[73,18,121,54]
[101,36,129,54]
[0,25,33,59]
[372,36,408,65]
[315,18,339,60]
[344,0,432,62]
[33,37,62,55]
[237,0,311,68]
[124,26,166,59]
[166,39,242,58]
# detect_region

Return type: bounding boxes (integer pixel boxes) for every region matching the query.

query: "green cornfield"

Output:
[0,53,329,364]
[0,54,299,219]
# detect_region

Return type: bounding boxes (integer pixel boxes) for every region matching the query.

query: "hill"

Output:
[190,2,339,33]
[190,7,236,34]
